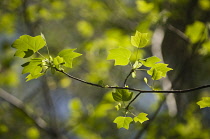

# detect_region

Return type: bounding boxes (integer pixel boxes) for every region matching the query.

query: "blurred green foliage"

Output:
[0,0,210,139]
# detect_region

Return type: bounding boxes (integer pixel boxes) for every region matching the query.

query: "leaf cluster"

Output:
[12,34,82,81]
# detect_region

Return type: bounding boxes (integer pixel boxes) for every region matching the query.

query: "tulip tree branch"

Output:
[55,68,210,115]
[55,68,210,94]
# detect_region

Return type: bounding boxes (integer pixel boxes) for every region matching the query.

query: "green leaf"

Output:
[112,91,123,102]
[197,97,210,108]
[21,58,44,81]
[140,56,161,67]
[107,48,131,66]
[53,56,64,70]
[134,113,149,124]
[112,89,133,102]
[22,58,43,76]
[131,31,149,48]
[25,73,44,82]
[147,63,172,80]
[113,116,133,129]
[11,35,46,58]
[58,49,82,68]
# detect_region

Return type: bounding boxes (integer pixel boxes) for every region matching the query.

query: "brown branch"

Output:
[55,68,210,94]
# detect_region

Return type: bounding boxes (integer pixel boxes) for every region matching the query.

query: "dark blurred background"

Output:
[0,0,210,139]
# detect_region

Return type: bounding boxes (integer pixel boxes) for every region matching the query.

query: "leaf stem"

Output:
[123,69,134,86]
[37,51,46,59]
[125,92,141,110]
[46,45,50,58]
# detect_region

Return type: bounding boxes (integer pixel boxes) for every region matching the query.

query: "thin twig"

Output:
[123,69,134,86]
[55,68,210,94]
[125,92,141,110]
[55,68,103,88]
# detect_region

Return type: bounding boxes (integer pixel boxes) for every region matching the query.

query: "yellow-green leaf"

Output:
[131,31,149,48]
[53,56,64,66]
[113,116,133,129]
[134,113,149,124]
[25,73,44,82]
[21,58,44,81]
[11,35,46,58]
[107,48,131,66]
[147,63,172,80]
[58,49,82,68]
[140,56,161,67]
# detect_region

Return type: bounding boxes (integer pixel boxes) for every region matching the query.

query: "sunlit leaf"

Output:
[58,49,82,68]
[21,58,45,81]
[53,56,64,70]
[22,59,43,75]
[113,116,133,129]
[140,56,161,67]
[134,113,149,124]
[107,48,131,65]
[112,89,133,102]
[197,97,210,108]
[11,35,46,58]
[131,31,148,48]
[147,63,172,80]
